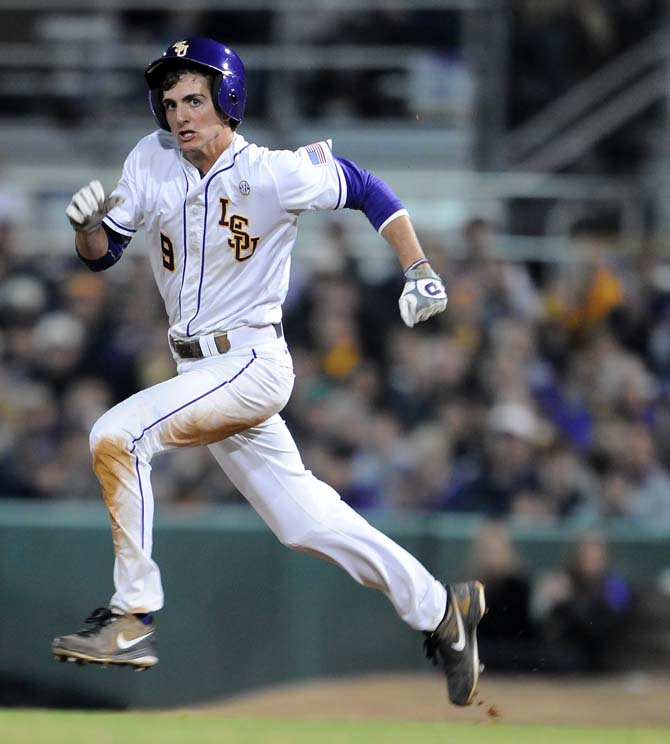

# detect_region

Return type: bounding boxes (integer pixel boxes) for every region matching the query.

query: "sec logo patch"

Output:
[239,180,251,195]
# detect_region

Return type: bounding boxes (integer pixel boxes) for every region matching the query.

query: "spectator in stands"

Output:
[467,520,537,670]
[386,327,444,428]
[395,423,453,510]
[571,0,617,77]
[532,531,634,672]
[536,439,596,518]
[622,423,670,527]
[348,411,410,509]
[0,159,29,277]
[459,217,540,323]
[652,397,670,471]
[643,257,670,379]
[1,381,60,499]
[478,318,540,403]
[29,311,87,398]
[0,204,664,528]
[445,401,544,516]
[596,464,636,520]
[544,223,625,337]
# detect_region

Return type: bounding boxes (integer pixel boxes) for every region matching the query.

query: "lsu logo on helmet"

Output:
[172,40,189,57]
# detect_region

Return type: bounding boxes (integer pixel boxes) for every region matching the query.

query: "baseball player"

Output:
[51,38,485,706]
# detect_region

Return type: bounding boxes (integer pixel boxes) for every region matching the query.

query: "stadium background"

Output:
[0,0,669,724]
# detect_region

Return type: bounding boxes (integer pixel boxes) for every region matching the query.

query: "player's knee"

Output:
[89,414,131,458]
[276,532,299,549]
[268,523,305,549]
[276,525,319,551]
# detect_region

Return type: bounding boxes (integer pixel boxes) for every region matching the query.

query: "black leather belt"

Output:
[171,323,283,359]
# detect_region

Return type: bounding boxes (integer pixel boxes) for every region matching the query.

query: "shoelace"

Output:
[77,607,119,637]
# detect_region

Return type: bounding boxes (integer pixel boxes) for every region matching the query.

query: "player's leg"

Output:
[94,347,292,613]
[209,415,446,630]
[52,342,293,666]
[208,415,485,704]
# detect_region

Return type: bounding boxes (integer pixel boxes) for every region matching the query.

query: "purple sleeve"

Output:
[335,157,405,231]
[76,224,130,272]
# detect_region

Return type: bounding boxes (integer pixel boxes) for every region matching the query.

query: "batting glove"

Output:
[66,180,123,233]
[398,259,448,328]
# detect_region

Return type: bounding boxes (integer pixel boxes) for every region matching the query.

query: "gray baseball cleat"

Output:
[52,607,158,670]
[423,581,486,706]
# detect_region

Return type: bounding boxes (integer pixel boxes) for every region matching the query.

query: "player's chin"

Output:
[177,134,199,148]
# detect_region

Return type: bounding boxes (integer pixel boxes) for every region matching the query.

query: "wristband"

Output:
[404,258,430,275]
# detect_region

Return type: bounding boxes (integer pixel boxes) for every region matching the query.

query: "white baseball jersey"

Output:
[103,132,349,339]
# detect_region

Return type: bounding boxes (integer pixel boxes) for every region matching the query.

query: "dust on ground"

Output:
[198,673,670,727]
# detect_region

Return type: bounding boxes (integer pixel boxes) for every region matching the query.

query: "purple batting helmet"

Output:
[145,38,246,130]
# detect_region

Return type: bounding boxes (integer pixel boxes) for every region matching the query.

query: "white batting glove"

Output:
[65,180,123,233]
[398,260,448,328]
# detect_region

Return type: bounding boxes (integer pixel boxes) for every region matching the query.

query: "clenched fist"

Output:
[398,260,448,328]
[66,180,123,233]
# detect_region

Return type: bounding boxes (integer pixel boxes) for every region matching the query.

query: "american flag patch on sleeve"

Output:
[305,142,328,166]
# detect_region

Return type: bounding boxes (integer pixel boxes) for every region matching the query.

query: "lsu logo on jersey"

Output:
[219,197,259,262]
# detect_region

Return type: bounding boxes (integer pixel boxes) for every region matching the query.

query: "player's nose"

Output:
[175,104,189,124]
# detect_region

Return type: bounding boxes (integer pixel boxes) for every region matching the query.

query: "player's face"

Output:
[162,72,232,170]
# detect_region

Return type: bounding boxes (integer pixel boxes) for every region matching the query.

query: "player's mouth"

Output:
[178,130,197,143]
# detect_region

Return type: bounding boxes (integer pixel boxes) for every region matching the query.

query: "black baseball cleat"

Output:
[423,581,486,706]
[52,607,158,669]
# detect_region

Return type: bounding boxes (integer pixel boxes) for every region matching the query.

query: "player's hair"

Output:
[160,67,238,130]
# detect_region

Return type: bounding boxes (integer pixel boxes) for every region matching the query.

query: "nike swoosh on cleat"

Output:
[450,608,466,653]
[117,631,153,650]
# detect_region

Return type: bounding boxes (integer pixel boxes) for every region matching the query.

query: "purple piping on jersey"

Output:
[326,140,343,210]
[177,172,189,322]
[134,455,146,549]
[128,350,257,455]
[335,156,404,232]
[334,161,343,210]
[185,143,251,336]
[105,215,137,234]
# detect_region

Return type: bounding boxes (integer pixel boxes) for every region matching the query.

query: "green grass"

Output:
[1,711,668,744]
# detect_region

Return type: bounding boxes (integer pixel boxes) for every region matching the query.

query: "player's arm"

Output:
[66,180,130,271]
[336,157,447,328]
[379,212,424,271]
[74,225,108,261]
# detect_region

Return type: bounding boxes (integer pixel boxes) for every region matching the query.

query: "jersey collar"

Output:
[179,132,247,182]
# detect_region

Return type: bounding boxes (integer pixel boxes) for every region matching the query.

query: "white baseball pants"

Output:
[89,332,446,632]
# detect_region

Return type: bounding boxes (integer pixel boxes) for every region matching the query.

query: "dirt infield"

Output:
[205,673,670,727]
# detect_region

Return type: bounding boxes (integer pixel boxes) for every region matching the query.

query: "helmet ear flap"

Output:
[149,89,170,131]
[211,72,224,115]
[210,73,238,129]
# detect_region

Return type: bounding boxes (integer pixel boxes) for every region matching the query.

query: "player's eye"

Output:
[163,101,175,111]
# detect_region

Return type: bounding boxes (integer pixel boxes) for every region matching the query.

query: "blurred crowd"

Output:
[1,198,669,530]
[280,216,670,528]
